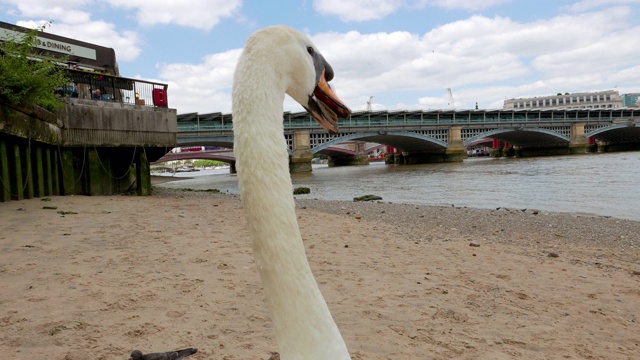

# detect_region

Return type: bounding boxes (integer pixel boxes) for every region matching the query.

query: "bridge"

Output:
[170,108,640,172]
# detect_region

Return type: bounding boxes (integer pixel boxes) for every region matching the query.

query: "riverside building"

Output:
[503,90,623,110]
[621,93,639,107]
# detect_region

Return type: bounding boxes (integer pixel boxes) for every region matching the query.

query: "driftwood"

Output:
[129,348,198,360]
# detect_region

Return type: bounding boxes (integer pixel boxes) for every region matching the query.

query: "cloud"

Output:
[313,0,512,22]
[563,0,640,12]
[3,0,639,113]
[305,6,640,110]
[2,0,91,24]
[415,0,512,11]
[151,4,640,113]
[313,0,403,22]
[105,0,242,31]
[157,49,242,114]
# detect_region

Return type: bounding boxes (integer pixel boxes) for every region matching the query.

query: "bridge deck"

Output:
[177,108,638,132]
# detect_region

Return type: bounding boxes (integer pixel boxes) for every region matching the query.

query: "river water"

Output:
[156,151,640,221]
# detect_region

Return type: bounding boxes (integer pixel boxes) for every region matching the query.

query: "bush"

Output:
[0,22,68,111]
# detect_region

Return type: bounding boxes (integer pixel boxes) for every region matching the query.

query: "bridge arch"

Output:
[464,127,570,147]
[152,150,236,164]
[310,131,448,154]
[176,135,234,149]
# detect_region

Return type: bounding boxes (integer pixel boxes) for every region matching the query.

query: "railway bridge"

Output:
[171,108,640,172]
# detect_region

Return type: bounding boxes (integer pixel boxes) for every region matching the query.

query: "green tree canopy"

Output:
[0,23,68,111]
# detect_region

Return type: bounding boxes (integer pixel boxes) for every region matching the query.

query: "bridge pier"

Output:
[328,141,370,167]
[445,126,468,162]
[569,123,588,154]
[403,126,467,164]
[384,147,402,164]
[289,130,313,173]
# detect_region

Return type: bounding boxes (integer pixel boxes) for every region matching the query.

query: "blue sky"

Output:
[1,0,639,114]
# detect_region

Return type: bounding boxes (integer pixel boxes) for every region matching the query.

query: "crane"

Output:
[366,96,374,111]
[447,88,455,110]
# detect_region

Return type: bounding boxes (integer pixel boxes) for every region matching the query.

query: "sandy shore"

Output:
[1,187,639,359]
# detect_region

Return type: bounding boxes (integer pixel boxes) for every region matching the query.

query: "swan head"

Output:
[241,25,351,134]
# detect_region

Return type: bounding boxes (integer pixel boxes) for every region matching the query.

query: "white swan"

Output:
[232,26,352,360]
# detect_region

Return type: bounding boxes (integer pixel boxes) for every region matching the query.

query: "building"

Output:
[621,93,640,107]
[503,90,623,110]
[0,21,119,75]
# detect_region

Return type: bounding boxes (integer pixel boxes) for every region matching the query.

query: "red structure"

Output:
[152,88,168,107]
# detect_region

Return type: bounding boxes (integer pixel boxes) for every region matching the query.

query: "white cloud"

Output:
[563,0,640,12]
[150,4,640,112]
[313,0,403,22]
[157,49,242,113]
[415,0,512,11]
[313,0,512,22]
[2,0,91,24]
[105,0,242,31]
[3,0,639,113]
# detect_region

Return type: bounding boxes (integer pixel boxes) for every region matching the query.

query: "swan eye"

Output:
[307,46,314,56]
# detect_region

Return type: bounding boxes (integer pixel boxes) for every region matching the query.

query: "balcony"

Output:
[58,68,169,108]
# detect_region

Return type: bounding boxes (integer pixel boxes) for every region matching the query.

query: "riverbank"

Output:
[1,189,639,359]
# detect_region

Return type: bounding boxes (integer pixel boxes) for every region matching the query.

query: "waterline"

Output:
[156,152,640,221]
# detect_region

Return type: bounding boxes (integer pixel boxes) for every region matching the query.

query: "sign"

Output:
[0,28,97,60]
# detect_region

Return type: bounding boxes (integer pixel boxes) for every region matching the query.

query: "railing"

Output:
[177,108,638,133]
[57,68,169,108]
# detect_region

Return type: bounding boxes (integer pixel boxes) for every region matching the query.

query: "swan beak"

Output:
[307,69,351,135]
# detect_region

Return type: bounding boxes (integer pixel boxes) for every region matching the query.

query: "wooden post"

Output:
[136,148,151,196]
[0,138,10,202]
[87,148,104,195]
[34,145,45,197]
[51,147,60,195]
[60,148,76,195]
[22,143,33,199]
[12,143,24,200]
[44,147,53,196]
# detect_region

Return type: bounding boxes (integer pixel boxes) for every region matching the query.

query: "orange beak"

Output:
[306,69,351,134]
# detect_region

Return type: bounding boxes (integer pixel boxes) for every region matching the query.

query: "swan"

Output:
[232,26,352,359]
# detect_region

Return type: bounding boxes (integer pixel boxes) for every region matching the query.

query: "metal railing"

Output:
[58,68,169,108]
[177,108,638,133]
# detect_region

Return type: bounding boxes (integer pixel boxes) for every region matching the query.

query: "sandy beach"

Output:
[1,182,639,359]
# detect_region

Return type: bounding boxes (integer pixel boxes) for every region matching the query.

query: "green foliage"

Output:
[0,22,68,111]
[192,159,227,167]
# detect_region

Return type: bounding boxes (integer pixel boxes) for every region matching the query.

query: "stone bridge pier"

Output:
[328,141,369,167]
[569,123,589,154]
[403,126,467,164]
[289,130,313,173]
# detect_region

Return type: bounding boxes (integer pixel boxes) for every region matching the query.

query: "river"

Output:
[155,151,640,221]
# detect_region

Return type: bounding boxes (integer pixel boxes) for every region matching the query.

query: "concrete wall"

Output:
[59,98,177,147]
[1,99,177,200]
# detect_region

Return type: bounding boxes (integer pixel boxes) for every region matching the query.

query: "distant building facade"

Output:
[503,90,623,110]
[621,93,639,107]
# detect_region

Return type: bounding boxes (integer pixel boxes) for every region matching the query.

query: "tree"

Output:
[0,22,68,111]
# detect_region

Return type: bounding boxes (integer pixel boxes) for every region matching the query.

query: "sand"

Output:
[1,186,639,359]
